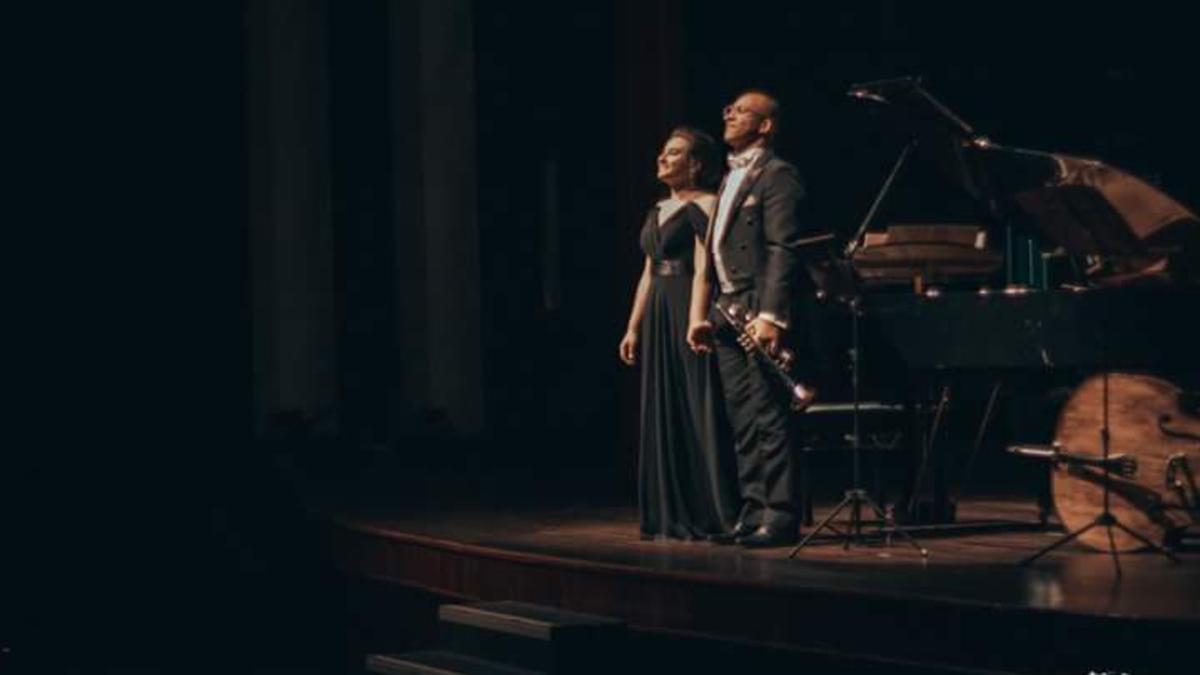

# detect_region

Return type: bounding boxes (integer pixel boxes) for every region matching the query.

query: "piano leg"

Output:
[908,384,953,523]
[1014,382,1076,528]
[954,381,1003,505]
[1037,478,1053,526]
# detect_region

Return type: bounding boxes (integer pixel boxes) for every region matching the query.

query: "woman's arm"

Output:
[619,256,653,365]
[686,236,714,353]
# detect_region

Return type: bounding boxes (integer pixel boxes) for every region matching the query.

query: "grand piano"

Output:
[805,77,1200,525]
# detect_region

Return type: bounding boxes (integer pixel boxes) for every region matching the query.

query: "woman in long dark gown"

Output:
[619,127,739,540]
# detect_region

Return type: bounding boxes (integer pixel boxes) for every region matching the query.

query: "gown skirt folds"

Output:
[637,201,739,539]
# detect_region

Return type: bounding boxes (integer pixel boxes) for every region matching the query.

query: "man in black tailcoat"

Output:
[688,89,828,547]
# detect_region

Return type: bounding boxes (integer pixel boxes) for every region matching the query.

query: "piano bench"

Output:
[794,401,910,526]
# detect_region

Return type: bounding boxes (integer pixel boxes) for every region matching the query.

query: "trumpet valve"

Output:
[777,349,794,369]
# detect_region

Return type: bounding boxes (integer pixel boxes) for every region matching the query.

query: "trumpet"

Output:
[715,301,817,412]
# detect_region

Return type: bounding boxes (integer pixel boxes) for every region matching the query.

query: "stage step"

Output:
[437,601,627,674]
[366,650,540,675]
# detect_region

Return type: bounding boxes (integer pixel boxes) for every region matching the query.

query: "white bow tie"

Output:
[727,153,755,170]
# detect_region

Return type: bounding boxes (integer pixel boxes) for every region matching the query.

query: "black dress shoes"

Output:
[736,525,798,548]
[708,521,755,545]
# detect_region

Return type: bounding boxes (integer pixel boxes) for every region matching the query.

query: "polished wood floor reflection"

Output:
[330,498,1200,620]
[326,496,1199,674]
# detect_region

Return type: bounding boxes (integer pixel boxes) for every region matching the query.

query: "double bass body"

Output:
[1052,372,1200,551]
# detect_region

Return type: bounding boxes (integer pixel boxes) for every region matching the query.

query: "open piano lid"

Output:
[848,77,1199,282]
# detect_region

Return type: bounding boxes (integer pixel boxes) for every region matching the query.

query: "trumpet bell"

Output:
[789,383,818,412]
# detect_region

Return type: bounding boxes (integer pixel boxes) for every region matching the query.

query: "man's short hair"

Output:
[738,88,781,136]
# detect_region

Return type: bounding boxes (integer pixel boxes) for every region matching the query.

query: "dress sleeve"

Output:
[638,208,658,256]
[685,202,710,239]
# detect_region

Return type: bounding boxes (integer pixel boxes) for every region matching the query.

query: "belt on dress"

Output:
[652,259,692,276]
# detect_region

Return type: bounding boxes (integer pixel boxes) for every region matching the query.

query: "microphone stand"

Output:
[789,129,928,557]
[790,292,928,558]
[1020,288,1178,571]
[844,140,915,260]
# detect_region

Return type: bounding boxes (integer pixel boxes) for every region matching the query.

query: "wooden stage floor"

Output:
[324,497,1199,674]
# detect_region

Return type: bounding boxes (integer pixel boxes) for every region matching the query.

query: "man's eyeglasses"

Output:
[723,104,764,118]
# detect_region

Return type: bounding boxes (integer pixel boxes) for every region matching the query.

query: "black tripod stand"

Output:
[789,296,928,558]
[1020,286,1179,570]
[1020,367,1178,572]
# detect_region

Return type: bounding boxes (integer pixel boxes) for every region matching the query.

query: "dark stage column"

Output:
[389,0,483,435]
[248,0,337,433]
